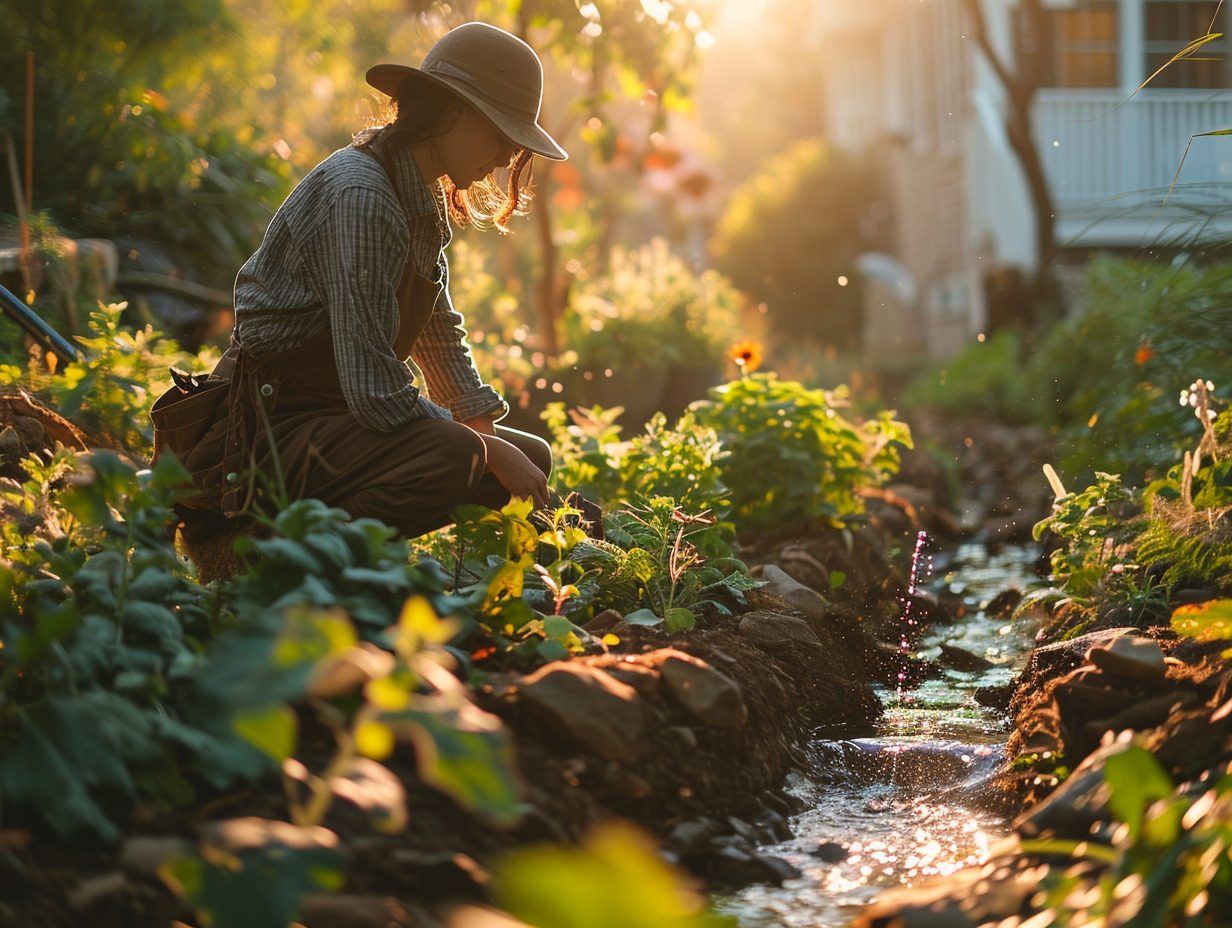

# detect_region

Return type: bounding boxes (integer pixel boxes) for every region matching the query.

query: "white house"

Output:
[816,0,1232,358]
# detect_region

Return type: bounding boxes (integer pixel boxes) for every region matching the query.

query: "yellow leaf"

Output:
[365,675,410,712]
[355,720,395,760]
[233,704,297,762]
[397,596,455,651]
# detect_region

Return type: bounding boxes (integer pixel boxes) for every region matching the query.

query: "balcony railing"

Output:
[1034,89,1232,212]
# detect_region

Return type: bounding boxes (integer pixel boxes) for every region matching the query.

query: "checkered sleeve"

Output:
[308,184,451,430]
[412,249,509,422]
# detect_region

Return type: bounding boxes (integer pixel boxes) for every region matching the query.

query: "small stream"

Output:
[719,543,1043,927]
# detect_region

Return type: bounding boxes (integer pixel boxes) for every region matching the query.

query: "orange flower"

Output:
[729,339,763,374]
[1135,344,1154,365]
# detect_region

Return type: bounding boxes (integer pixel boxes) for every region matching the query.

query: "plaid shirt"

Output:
[233,143,507,430]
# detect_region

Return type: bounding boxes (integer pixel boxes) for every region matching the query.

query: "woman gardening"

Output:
[154,23,566,541]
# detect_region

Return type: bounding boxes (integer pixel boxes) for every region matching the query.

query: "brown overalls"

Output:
[174,258,550,540]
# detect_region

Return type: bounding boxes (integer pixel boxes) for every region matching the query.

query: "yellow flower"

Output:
[729,339,763,374]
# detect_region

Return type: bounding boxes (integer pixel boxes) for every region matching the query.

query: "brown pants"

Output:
[268,410,550,538]
[182,332,551,539]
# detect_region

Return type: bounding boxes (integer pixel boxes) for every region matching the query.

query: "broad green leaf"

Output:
[485,562,525,610]
[384,708,521,824]
[624,608,664,626]
[497,822,737,928]
[233,704,298,764]
[542,614,573,638]
[159,822,343,928]
[0,719,120,841]
[1105,744,1173,835]
[273,606,357,670]
[537,638,569,662]
[664,608,696,633]
[491,597,537,634]
[397,595,456,652]
[1172,599,1232,641]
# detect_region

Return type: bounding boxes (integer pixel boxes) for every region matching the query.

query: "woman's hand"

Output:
[478,432,549,508]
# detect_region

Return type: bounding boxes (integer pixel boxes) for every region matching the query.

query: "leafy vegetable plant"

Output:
[691,373,911,530]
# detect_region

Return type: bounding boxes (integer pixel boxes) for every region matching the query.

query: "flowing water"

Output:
[718,542,1043,927]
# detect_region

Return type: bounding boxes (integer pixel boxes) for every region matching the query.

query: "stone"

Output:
[1085,635,1167,683]
[810,840,849,862]
[659,655,747,729]
[710,848,802,887]
[0,426,19,460]
[737,611,822,647]
[665,819,714,856]
[603,765,653,799]
[937,643,995,672]
[985,587,1023,617]
[582,608,623,632]
[518,662,646,761]
[120,836,193,876]
[67,872,127,911]
[1015,733,1135,839]
[1020,627,1141,683]
[1052,667,1129,719]
[757,808,792,842]
[666,724,698,749]
[601,661,661,696]
[748,564,828,619]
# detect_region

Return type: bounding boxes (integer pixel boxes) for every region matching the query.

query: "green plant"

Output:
[561,237,743,373]
[0,302,217,454]
[1032,472,1142,604]
[542,403,733,520]
[159,593,520,928]
[224,497,458,643]
[709,137,890,351]
[1028,743,1232,926]
[597,496,756,630]
[423,498,598,662]
[0,445,521,855]
[495,821,737,928]
[691,373,912,531]
[540,403,626,508]
[0,451,221,840]
[904,329,1044,424]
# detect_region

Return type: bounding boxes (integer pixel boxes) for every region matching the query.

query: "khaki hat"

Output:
[367,22,567,161]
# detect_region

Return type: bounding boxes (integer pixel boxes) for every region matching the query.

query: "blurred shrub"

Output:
[561,238,743,373]
[904,329,1044,425]
[906,254,1232,485]
[4,1,295,287]
[709,138,891,351]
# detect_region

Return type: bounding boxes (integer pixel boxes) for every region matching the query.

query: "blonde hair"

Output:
[354,84,533,233]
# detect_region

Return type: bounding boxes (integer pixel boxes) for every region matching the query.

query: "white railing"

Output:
[1033,89,1232,210]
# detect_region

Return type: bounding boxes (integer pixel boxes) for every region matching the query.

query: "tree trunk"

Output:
[532,160,561,356]
[960,0,1060,293]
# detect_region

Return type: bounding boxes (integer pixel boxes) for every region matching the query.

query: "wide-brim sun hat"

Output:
[366,22,567,161]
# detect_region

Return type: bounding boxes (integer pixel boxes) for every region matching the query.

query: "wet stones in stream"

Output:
[854,621,1232,928]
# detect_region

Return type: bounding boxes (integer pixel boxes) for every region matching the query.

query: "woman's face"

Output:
[438,105,518,189]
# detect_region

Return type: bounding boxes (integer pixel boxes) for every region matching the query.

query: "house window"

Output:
[1039,2,1120,88]
[1144,1,1230,89]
